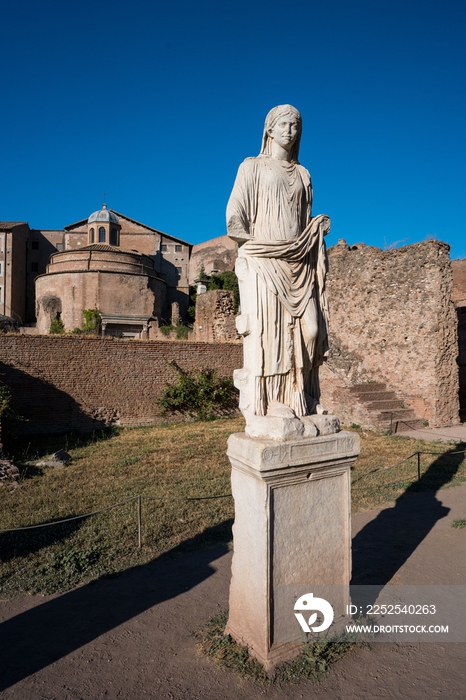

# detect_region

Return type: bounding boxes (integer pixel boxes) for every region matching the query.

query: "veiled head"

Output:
[260,104,302,163]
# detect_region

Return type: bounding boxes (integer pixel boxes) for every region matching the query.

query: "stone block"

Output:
[245,415,304,441]
[303,414,341,436]
[225,430,360,670]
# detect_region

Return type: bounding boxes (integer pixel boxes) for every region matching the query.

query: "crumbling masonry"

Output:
[319,239,459,428]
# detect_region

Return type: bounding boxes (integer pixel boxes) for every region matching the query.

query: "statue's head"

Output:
[261,104,302,163]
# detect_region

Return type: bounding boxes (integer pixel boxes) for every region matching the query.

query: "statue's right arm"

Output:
[226,160,254,243]
[227,215,251,243]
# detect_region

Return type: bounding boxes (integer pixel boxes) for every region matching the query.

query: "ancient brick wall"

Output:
[0,337,242,435]
[451,259,466,417]
[194,290,240,343]
[320,239,459,427]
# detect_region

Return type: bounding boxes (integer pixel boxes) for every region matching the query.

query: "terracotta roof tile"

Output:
[79,244,122,252]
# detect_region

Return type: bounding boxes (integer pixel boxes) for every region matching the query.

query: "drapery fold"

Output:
[227,154,329,416]
[241,215,329,360]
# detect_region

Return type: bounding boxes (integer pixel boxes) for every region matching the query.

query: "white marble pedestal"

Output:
[225,430,360,671]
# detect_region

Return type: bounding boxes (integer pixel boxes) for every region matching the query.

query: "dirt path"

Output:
[1,484,465,699]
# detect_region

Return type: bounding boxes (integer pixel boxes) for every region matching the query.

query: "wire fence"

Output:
[0,492,233,548]
[2,449,465,547]
[390,416,466,440]
[351,449,466,485]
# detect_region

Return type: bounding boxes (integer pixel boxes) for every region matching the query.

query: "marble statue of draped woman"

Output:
[227,105,330,431]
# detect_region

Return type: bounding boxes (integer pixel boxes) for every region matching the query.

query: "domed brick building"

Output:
[35,206,168,336]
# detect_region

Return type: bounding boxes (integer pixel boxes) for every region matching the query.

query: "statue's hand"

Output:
[321,216,331,237]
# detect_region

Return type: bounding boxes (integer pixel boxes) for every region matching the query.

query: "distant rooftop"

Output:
[88,204,120,225]
[80,244,123,252]
[0,221,28,228]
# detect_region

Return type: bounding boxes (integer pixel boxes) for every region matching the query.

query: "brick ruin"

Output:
[451,259,466,418]
[193,290,240,343]
[320,239,459,429]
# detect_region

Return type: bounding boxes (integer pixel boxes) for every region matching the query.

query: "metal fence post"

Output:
[137,495,142,548]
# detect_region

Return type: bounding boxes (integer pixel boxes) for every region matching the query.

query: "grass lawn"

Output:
[1,418,465,599]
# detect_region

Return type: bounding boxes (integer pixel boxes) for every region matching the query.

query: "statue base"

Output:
[225,430,360,671]
[244,412,341,441]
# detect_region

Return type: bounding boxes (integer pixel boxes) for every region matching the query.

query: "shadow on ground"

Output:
[0,516,90,562]
[0,520,232,692]
[0,361,121,454]
[5,425,119,469]
[3,445,464,691]
[351,443,465,602]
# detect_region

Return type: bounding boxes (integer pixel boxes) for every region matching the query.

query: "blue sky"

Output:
[1,0,465,257]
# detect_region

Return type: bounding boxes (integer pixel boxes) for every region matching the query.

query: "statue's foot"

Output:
[246,414,304,441]
[304,393,328,415]
[315,403,328,415]
[266,401,297,419]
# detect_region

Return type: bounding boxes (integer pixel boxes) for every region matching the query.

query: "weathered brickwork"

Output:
[194,290,240,343]
[0,337,242,435]
[320,240,459,427]
[451,260,466,416]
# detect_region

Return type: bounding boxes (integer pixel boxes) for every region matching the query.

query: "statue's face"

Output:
[267,115,299,151]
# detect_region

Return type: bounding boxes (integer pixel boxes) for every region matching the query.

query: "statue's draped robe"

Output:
[227,156,329,416]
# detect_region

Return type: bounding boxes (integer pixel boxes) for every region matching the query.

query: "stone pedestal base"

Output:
[225,430,360,671]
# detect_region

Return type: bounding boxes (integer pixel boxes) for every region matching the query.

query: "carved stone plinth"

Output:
[225,430,360,671]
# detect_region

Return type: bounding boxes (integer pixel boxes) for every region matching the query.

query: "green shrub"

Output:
[452,518,466,529]
[175,324,190,340]
[159,323,190,339]
[158,362,238,420]
[82,309,101,333]
[49,318,65,334]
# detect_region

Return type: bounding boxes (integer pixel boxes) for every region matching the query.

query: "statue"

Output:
[227,104,337,440]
